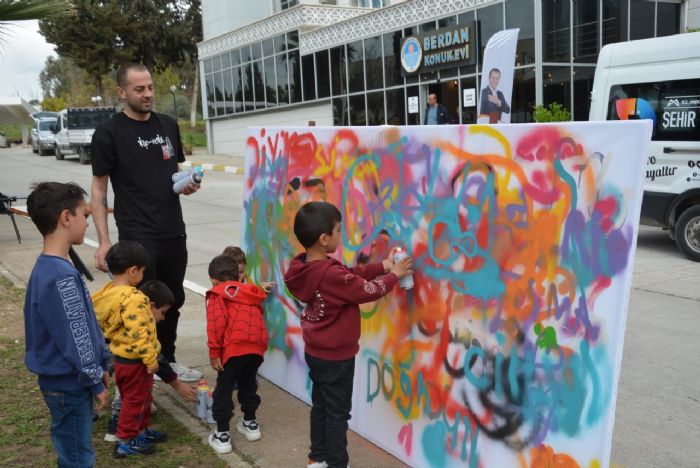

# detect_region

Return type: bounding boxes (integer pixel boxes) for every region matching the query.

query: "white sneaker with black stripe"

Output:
[237,418,261,441]
[208,431,232,454]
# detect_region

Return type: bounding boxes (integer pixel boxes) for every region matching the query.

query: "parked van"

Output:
[53,107,115,164]
[589,32,700,261]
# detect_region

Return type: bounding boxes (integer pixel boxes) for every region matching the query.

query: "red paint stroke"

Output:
[398,423,413,456]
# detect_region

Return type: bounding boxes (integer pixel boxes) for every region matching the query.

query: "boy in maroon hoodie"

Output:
[284,201,412,468]
[206,255,269,454]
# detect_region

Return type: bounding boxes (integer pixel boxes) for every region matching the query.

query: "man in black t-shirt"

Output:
[90,63,202,382]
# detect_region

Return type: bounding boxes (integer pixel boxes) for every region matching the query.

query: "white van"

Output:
[589,32,700,261]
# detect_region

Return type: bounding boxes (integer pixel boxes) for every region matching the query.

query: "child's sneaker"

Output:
[208,431,232,454]
[237,418,261,441]
[307,461,328,468]
[113,434,155,458]
[141,427,167,443]
[104,415,119,442]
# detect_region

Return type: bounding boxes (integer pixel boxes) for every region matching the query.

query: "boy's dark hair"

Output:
[293,201,342,248]
[105,241,150,275]
[139,280,175,308]
[222,246,246,265]
[208,254,239,282]
[116,63,149,88]
[26,182,87,236]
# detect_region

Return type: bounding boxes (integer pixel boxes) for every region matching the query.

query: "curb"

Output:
[153,382,256,467]
[0,260,25,289]
[182,160,243,175]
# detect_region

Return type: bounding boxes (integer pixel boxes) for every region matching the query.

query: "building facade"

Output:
[199,0,695,155]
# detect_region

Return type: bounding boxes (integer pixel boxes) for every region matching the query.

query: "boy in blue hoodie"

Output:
[24,182,110,468]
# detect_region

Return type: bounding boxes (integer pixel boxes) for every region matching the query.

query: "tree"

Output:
[39,55,117,107]
[533,102,571,122]
[41,95,67,111]
[0,0,72,26]
[39,1,201,107]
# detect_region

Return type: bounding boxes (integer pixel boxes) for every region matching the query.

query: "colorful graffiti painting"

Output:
[242,121,651,467]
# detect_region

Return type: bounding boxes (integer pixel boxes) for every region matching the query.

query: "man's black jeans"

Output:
[305,353,355,468]
[134,235,187,363]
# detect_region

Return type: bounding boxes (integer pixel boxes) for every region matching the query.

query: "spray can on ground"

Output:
[172,167,203,194]
[393,248,414,290]
[206,389,216,424]
[196,378,209,419]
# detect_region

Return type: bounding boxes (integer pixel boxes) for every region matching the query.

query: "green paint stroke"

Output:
[534,322,558,352]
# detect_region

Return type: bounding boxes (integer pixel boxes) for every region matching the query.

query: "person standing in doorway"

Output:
[90,63,202,382]
[423,93,449,125]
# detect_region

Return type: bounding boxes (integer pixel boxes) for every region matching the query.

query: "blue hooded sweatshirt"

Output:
[24,254,109,395]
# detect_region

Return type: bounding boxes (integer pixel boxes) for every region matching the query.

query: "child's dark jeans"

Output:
[305,353,355,468]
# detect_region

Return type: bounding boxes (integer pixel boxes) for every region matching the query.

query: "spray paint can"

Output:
[172,167,203,194]
[393,248,414,290]
[196,378,209,419]
[206,389,216,424]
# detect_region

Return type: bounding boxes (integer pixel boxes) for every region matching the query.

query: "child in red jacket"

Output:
[284,201,412,468]
[206,255,268,454]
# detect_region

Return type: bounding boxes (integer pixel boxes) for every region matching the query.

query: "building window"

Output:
[302,54,316,101]
[242,63,254,111]
[460,76,478,124]
[506,0,535,65]
[253,62,265,110]
[573,67,595,121]
[205,75,215,117]
[349,94,366,125]
[280,0,298,11]
[316,50,331,98]
[543,66,572,114]
[348,40,365,94]
[406,85,420,125]
[511,67,536,123]
[656,2,680,38]
[223,68,234,115]
[232,66,242,113]
[476,2,504,63]
[602,0,628,46]
[214,72,225,116]
[366,91,385,125]
[264,58,277,107]
[289,49,302,103]
[543,0,571,62]
[276,54,289,105]
[330,45,347,96]
[364,36,383,91]
[383,31,403,88]
[573,0,598,63]
[333,96,348,125]
[629,0,655,40]
[385,88,405,125]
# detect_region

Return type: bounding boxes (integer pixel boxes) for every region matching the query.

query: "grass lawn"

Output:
[0,124,21,142]
[0,277,227,467]
[179,120,207,149]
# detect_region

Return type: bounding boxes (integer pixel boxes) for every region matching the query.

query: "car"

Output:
[31,118,57,156]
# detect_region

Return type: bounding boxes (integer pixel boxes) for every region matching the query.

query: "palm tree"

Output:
[0,0,73,39]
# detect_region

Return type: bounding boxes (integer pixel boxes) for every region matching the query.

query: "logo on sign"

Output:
[667,98,680,107]
[615,98,657,127]
[401,37,422,74]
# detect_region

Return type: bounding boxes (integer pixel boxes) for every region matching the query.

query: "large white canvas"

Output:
[242,121,651,467]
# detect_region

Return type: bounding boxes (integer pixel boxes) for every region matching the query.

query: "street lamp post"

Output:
[170,85,178,119]
[91,96,102,107]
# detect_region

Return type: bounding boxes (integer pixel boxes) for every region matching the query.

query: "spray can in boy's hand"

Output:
[393,248,414,290]
[196,379,209,419]
[172,167,203,194]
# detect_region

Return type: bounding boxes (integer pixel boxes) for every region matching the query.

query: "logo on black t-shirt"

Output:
[137,134,165,149]
[162,137,175,160]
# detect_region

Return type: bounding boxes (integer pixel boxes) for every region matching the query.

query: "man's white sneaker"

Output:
[170,362,202,382]
[307,461,328,468]
[236,419,261,441]
[208,431,232,454]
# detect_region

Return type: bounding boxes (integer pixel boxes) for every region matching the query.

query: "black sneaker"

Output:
[141,427,167,443]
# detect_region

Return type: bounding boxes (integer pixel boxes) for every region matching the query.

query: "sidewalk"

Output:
[184,148,245,174]
[0,231,407,468]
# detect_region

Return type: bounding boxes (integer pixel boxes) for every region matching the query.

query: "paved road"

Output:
[1,145,699,467]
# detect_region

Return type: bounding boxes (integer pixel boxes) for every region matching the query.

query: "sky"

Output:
[0,20,55,101]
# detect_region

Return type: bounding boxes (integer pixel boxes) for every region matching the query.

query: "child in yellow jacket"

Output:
[92,241,165,458]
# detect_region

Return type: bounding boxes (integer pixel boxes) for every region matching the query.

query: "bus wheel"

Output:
[676,206,700,262]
